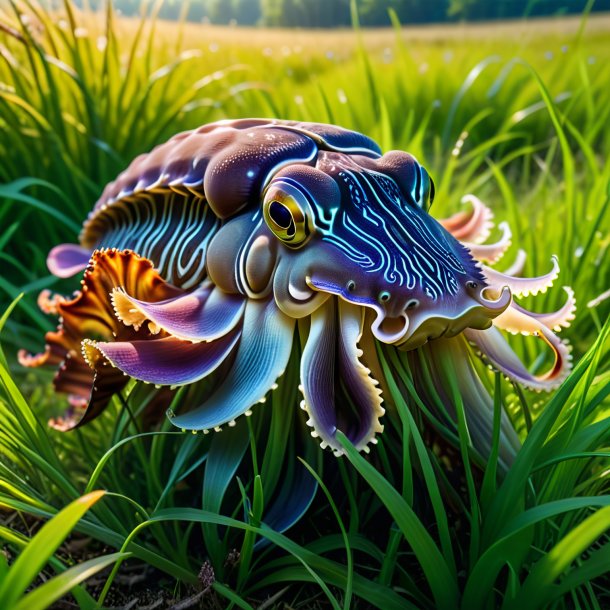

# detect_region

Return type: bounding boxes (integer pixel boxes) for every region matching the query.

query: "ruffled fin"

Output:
[21,249,183,428]
[169,298,295,431]
[49,354,127,430]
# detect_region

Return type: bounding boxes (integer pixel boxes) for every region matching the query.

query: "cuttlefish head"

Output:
[269,150,511,349]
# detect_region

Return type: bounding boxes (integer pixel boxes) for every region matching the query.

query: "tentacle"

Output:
[359,311,392,400]
[464,323,572,392]
[501,249,527,276]
[463,221,512,264]
[505,287,576,332]
[439,194,494,243]
[37,289,65,315]
[18,334,66,368]
[112,284,245,342]
[482,256,559,297]
[300,298,384,454]
[83,331,240,387]
[169,298,295,430]
[47,243,92,278]
[407,336,521,468]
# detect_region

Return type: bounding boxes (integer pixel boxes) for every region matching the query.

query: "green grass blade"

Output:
[0,490,105,607]
[13,551,128,610]
[337,432,459,610]
[506,506,610,610]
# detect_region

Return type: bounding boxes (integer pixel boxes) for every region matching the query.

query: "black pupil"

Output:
[269,201,293,229]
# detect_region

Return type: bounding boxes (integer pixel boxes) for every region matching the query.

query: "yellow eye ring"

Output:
[263,182,313,249]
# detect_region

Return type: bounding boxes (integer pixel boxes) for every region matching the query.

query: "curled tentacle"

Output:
[506,287,576,332]
[465,322,572,392]
[482,256,559,297]
[37,289,65,315]
[439,194,494,243]
[463,221,512,264]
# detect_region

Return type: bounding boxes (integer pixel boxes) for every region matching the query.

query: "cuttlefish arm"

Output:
[465,322,572,392]
[438,194,494,244]
[300,298,384,455]
[169,298,295,431]
[82,331,241,388]
[112,284,246,342]
[499,287,576,333]
[465,285,574,393]
[482,256,559,297]
[463,221,512,264]
[441,195,574,393]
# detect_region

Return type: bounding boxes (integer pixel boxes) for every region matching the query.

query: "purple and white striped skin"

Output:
[21,119,574,462]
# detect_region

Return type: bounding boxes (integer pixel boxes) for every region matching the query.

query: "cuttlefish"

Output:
[20,119,574,464]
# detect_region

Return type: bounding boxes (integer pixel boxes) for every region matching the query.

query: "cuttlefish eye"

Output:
[263,180,314,249]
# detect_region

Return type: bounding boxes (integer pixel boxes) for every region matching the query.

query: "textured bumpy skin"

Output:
[22,119,574,461]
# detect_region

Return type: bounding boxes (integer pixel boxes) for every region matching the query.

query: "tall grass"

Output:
[0,1,609,608]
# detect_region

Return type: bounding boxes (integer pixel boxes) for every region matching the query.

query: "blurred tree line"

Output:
[73,0,610,26]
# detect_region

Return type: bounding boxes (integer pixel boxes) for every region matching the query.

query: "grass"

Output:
[0,1,609,608]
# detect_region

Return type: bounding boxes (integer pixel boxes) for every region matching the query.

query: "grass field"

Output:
[0,2,610,608]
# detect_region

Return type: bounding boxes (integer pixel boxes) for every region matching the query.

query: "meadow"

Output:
[0,2,609,608]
